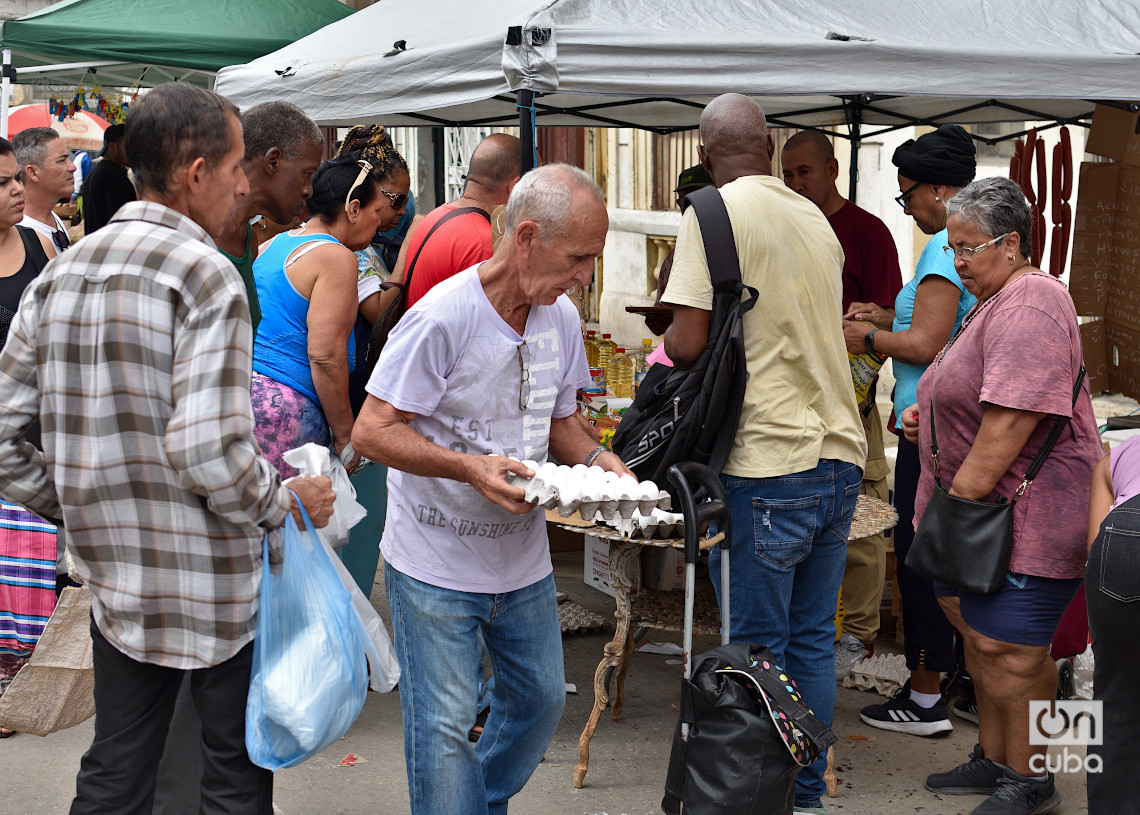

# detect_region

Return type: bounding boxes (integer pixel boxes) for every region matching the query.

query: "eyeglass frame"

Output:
[344,159,374,214]
[894,180,924,210]
[376,184,409,211]
[943,232,1011,261]
[516,341,530,411]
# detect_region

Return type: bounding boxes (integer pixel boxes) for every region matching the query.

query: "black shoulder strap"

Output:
[16,225,50,273]
[682,185,742,295]
[401,206,491,293]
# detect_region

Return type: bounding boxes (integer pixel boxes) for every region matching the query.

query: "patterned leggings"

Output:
[250,373,330,479]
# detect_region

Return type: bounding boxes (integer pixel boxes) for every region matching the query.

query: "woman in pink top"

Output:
[1086,435,1140,811]
[901,177,1102,815]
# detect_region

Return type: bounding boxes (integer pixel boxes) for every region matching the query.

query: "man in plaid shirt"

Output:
[0,83,335,814]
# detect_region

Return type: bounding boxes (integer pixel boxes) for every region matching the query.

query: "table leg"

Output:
[573,540,640,789]
[611,627,635,721]
[825,745,837,797]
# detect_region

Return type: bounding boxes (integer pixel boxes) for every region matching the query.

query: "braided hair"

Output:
[334,125,408,184]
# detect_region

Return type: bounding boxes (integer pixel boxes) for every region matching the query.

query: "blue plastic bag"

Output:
[245,498,368,770]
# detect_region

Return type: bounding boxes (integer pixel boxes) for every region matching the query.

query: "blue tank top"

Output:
[252,231,356,404]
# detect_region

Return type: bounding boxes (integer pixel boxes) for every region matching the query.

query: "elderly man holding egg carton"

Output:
[352,164,636,815]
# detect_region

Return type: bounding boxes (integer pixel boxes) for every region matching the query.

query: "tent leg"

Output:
[848,108,861,202]
[1,49,12,142]
[517,89,537,175]
[432,126,445,208]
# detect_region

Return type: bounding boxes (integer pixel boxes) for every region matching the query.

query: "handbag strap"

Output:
[929,365,1086,497]
[399,206,491,295]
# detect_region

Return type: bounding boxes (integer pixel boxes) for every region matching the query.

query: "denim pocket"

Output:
[1098,525,1140,603]
[751,494,821,568]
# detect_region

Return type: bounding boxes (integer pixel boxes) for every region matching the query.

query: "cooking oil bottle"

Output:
[631,338,654,395]
[606,347,635,398]
[584,330,599,367]
[596,333,617,369]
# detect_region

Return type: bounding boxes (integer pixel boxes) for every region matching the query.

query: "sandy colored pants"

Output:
[840,402,889,646]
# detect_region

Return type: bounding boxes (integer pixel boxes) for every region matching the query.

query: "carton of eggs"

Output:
[507,459,671,522]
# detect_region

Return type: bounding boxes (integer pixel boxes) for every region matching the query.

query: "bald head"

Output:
[699,94,770,162]
[783,130,834,163]
[465,134,521,200]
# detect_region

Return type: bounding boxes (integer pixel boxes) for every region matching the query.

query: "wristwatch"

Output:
[864,329,880,354]
[584,445,608,467]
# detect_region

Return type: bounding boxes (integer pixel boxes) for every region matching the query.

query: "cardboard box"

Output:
[1086,103,1140,167]
[643,547,685,591]
[1068,159,1140,399]
[584,535,639,598]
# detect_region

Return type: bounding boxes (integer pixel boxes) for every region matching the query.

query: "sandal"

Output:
[467,708,489,743]
[0,729,16,738]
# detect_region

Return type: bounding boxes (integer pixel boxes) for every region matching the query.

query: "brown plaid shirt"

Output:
[0,201,291,669]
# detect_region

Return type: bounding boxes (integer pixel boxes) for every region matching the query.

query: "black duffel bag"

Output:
[662,642,837,815]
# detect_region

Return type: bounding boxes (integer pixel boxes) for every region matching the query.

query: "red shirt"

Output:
[827,201,902,312]
[404,204,493,308]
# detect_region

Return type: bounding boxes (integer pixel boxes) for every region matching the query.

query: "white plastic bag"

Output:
[1074,642,1094,700]
[321,534,400,693]
[283,442,368,551]
[246,506,368,770]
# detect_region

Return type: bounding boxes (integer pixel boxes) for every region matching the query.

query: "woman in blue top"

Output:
[252,153,408,477]
[840,125,978,739]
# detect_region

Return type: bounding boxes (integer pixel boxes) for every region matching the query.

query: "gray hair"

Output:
[241,101,322,161]
[12,127,61,169]
[946,176,1032,259]
[504,163,604,239]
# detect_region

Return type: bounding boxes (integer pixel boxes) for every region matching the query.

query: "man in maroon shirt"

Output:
[782,130,903,680]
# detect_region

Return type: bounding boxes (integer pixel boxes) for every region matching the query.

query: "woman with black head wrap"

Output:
[843,125,978,740]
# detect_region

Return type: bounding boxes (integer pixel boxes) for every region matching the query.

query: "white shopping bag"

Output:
[283,442,368,551]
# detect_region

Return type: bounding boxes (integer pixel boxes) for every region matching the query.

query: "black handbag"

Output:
[662,642,837,815]
[906,366,1085,594]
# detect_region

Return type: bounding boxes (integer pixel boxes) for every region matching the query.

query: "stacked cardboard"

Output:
[1071,104,1140,396]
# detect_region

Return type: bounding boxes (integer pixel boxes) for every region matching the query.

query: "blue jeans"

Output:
[711,459,861,809]
[385,565,565,815]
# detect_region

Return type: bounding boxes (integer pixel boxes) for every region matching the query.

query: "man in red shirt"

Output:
[782,130,903,681]
[404,134,521,308]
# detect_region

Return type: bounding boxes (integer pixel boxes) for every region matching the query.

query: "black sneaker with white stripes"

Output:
[859,681,953,737]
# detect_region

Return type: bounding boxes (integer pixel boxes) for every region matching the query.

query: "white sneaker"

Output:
[834,632,872,681]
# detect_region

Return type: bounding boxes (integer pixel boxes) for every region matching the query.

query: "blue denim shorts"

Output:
[935,573,1082,646]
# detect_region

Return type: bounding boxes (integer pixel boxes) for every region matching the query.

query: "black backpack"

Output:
[610,185,757,492]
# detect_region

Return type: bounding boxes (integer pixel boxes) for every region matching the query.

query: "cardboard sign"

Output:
[1086,104,1140,168]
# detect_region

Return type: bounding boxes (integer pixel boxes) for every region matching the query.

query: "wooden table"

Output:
[560,494,899,789]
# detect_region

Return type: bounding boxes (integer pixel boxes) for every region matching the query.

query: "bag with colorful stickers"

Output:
[662,641,838,815]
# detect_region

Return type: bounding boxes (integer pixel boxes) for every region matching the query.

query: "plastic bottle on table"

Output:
[631,338,654,395]
[584,330,599,367]
[596,333,617,369]
[607,347,635,398]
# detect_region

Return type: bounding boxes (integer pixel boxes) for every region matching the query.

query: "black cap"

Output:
[674,163,713,192]
[892,124,977,188]
[97,124,125,158]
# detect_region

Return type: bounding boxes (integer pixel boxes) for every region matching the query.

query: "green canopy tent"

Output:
[0,0,355,136]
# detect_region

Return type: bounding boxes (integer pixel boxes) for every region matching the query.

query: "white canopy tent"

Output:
[215,0,1140,140]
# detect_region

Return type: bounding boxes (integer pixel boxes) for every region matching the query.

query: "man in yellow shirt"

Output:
[663,93,866,815]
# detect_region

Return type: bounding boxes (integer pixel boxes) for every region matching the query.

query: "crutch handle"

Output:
[666,462,731,565]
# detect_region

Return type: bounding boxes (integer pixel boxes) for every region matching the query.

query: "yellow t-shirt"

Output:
[663,175,867,479]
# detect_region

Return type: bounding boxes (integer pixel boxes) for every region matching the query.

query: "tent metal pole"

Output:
[1,50,11,142]
[517,89,536,175]
[847,101,862,201]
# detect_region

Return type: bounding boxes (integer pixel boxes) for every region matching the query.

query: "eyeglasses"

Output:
[894,181,924,209]
[943,232,1011,261]
[516,341,530,411]
[377,184,409,211]
[51,229,69,252]
[344,159,373,214]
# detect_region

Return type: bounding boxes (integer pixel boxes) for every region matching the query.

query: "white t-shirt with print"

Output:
[366,265,590,593]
